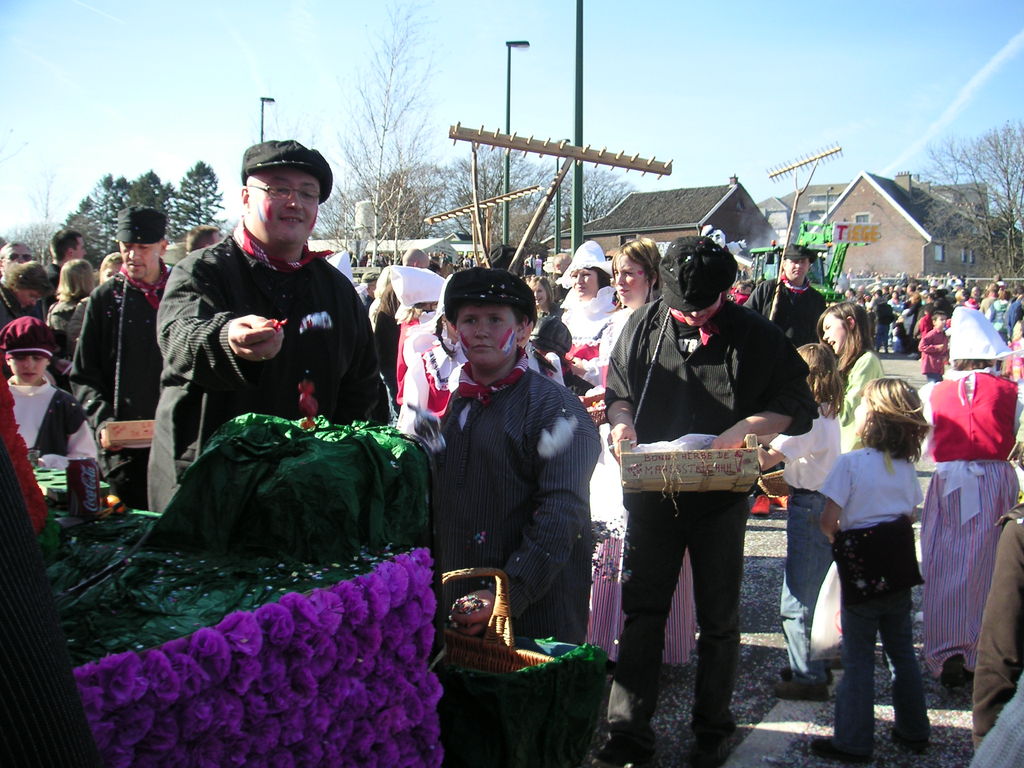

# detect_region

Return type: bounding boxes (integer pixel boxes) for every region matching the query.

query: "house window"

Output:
[961,248,968,263]
[970,249,976,264]
[855,213,870,224]
[934,244,945,263]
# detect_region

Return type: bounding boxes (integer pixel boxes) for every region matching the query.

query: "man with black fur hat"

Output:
[434,267,600,644]
[147,140,379,514]
[71,206,170,509]
[745,244,826,348]
[594,236,817,768]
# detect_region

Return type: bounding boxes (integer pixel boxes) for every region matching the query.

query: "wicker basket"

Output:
[758,469,790,498]
[442,567,552,673]
[580,393,607,426]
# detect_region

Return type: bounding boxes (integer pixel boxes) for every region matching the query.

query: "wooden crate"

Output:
[102,419,154,449]
[619,434,759,493]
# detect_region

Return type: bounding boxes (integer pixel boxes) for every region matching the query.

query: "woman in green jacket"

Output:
[818,302,884,451]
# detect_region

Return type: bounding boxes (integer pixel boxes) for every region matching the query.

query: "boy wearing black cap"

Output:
[71,206,169,509]
[595,236,816,768]
[436,267,600,644]
[147,140,379,514]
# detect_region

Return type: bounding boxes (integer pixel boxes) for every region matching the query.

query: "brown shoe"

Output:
[774,679,829,701]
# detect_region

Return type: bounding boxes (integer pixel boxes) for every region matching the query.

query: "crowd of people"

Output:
[2,138,1023,768]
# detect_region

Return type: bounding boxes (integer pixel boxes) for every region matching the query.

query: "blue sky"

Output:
[1,0,1023,237]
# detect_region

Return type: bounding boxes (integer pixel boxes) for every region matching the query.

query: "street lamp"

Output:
[260,97,276,142]
[503,40,530,247]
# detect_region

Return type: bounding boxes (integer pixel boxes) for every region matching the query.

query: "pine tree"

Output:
[174,161,224,232]
[64,174,130,262]
[127,171,177,235]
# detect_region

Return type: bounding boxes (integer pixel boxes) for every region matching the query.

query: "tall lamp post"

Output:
[259,97,276,142]
[503,40,530,247]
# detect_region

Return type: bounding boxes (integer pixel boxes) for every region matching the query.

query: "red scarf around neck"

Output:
[457,348,529,406]
[781,275,810,294]
[233,222,332,273]
[120,262,171,309]
[669,296,724,347]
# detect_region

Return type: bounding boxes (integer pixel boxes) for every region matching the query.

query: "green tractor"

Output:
[749,221,861,303]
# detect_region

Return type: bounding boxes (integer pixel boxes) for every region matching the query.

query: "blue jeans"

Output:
[834,589,930,756]
[781,489,833,684]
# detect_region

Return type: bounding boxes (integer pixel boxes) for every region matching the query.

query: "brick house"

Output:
[554,177,776,253]
[827,172,987,278]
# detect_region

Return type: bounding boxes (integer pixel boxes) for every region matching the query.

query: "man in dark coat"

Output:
[71,207,170,509]
[594,236,817,768]
[147,140,379,514]
[745,245,827,348]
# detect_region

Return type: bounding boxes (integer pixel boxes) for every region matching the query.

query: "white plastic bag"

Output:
[810,561,843,660]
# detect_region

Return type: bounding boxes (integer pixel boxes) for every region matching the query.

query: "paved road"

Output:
[586,353,976,768]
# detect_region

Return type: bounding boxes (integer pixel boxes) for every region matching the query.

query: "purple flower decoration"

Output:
[73,549,444,768]
[190,628,232,685]
[332,580,369,626]
[216,611,264,657]
[256,602,295,646]
[114,703,154,747]
[169,651,211,699]
[377,559,411,605]
[140,650,181,707]
[360,574,393,622]
[308,588,344,633]
[98,651,148,708]
[138,711,178,752]
[226,654,262,697]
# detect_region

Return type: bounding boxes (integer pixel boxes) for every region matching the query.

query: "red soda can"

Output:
[66,457,102,517]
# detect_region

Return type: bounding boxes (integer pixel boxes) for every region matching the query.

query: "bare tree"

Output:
[340,3,434,258]
[928,121,1024,276]
[28,169,68,224]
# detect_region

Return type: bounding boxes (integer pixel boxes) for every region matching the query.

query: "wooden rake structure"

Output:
[448,123,672,272]
[765,143,842,320]
[424,186,541,259]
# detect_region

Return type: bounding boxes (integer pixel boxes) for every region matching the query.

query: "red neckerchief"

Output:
[119,262,170,309]
[457,348,529,405]
[232,222,331,272]
[781,276,810,294]
[668,298,724,347]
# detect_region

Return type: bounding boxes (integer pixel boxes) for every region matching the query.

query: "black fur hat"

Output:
[659,236,737,312]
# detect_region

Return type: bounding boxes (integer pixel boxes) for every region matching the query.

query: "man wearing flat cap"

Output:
[147,139,379,514]
[594,236,817,768]
[71,206,170,509]
[433,267,600,644]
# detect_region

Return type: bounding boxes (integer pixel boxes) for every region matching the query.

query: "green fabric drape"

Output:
[149,416,429,561]
[48,416,430,665]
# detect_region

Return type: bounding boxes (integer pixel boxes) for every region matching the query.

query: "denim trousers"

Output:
[833,589,930,756]
[601,492,748,763]
[781,489,833,684]
[875,323,891,352]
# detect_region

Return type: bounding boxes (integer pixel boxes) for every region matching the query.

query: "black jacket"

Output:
[745,279,827,348]
[148,239,380,513]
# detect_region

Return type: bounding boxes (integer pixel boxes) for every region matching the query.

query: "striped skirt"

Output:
[586,431,697,663]
[921,461,1019,676]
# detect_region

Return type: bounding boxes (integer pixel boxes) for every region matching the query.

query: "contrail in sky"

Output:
[71,0,127,25]
[883,25,1024,174]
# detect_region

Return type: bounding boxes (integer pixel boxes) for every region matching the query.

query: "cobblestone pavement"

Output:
[585,353,977,768]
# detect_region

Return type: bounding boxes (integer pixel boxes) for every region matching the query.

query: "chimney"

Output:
[894,171,912,193]
[728,174,738,186]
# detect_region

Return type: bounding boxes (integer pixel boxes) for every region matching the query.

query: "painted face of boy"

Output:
[455,303,531,380]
